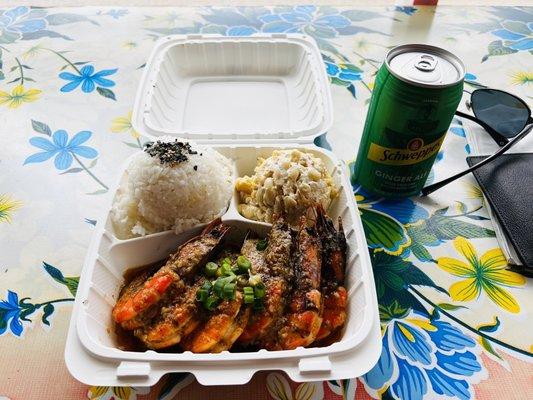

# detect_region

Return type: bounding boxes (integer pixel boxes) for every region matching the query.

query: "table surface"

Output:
[0,5,532,400]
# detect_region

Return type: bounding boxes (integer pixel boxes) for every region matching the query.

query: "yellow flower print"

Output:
[0,194,21,223]
[22,44,43,60]
[464,183,484,201]
[111,111,140,138]
[87,386,149,399]
[509,70,532,85]
[355,194,365,203]
[88,386,132,400]
[0,85,41,108]
[266,372,324,400]
[123,41,138,49]
[437,237,525,313]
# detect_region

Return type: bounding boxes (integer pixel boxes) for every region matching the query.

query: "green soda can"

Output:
[352,44,465,197]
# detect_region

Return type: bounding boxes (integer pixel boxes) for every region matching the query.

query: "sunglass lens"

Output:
[471,89,530,137]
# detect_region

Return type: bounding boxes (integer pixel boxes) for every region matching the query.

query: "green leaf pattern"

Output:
[43,261,79,296]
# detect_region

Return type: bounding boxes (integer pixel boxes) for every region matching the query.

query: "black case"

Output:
[467,154,533,275]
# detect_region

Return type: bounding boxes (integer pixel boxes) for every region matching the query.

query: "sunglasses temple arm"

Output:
[421,123,533,196]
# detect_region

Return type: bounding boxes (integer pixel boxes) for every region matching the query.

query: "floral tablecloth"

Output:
[1,4,532,400]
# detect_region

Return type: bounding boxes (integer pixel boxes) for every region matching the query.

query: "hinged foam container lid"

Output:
[132,34,333,144]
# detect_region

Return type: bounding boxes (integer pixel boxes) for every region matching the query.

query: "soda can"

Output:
[352,44,465,197]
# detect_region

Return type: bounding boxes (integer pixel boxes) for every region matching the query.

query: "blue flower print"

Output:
[394,6,418,16]
[325,61,362,83]
[450,118,471,154]
[355,185,430,225]
[362,315,482,400]
[105,9,128,19]
[450,124,466,139]
[0,290,24,336]
[226,25,258,36]
[1,267,76,337]
[0,6,47,44]
[24,130,97,170]
[352,184,430,256]
[172,7,267,36]
[59,65,117,93]
[156,6,385,48]
[464,72,477,81]
[325,59,362,98]
[24,120,108,192]
[491,20,532,51]
[259,6,351,38]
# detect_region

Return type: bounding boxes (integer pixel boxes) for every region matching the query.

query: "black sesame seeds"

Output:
[144,140,199,166]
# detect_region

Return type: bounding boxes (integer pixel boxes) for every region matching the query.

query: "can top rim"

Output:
[385,44,465,88]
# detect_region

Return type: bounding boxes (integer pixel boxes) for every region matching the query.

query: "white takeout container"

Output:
[65,34,381,387]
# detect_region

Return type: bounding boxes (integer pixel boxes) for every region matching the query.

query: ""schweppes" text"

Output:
[367,136,445,166]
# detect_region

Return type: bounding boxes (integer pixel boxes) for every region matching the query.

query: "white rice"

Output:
[111,139,233,239]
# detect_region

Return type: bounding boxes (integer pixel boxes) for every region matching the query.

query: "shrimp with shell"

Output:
[112,218,230,330]
[113,206,348,353]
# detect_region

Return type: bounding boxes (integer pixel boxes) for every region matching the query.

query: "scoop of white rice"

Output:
[111,139,233,239]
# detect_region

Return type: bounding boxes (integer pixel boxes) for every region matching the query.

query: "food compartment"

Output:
[229,146,368,343]
[145,40,323,136]
[76,145,375,364]
[82,222,255,352]
[105,143,236,241]
[133,35,333,142]
[69,34,379,386]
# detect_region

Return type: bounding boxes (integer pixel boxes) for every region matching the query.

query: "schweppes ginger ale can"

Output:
[352,44,465,197]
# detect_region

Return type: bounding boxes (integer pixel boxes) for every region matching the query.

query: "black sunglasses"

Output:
[422,87,533,196]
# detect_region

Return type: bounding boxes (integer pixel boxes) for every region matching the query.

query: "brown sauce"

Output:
[112,244,345,353]
[114,259,167,352]
[122,259,166,288]
[311,329,343,348]
[114,322,147,352]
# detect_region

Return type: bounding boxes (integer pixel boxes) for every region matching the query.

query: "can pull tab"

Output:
[415,55,438,72]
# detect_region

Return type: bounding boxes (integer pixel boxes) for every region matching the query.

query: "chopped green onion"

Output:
[204,295,219,311]
[248,274,262,286]
[253,298,264,311]
[223,283,236,300]
[216,267,223,277]
[205,262,218,277]
[237,255,251,269]
[201,281,212,291]
[243,286,254,304]
[243,286,254,293]
[196,289,208,302]
[256,238,268,251]
[232,264,240,274]
[237,255,251,273]
[222,257,232,266]
[243,286,254,295]
[254,282,266,299]
[213,278,226,297]
[220,263,234,276]
[213,275,236,297]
